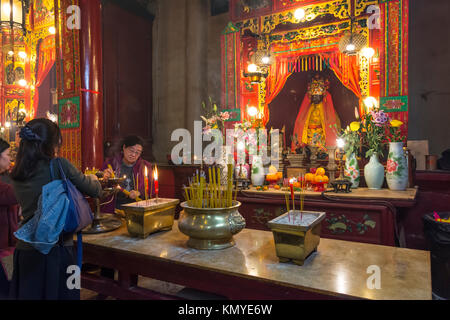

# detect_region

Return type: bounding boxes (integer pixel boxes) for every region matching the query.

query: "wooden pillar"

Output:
[80,0,104,169]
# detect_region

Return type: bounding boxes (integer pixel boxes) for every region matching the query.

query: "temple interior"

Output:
[0,0,449,303]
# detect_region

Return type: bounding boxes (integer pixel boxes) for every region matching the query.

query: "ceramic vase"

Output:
[251,155,265,186]
[344,152,360,188]
[386,142,408,191]
[364,154,385,190]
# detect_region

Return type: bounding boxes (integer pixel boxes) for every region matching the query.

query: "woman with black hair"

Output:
[101,135,153,213]
[0,138,18,299]
[9,118,102,300]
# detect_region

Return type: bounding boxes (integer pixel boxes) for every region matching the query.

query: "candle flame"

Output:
[154,165,158,180]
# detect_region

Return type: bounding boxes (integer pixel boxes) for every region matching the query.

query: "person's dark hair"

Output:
[0,138,10,155]
[121,135,145,150]
[11,118,62,181]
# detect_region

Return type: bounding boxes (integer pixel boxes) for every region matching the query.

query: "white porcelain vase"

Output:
[344,152,360,188]
[251,155,265,186]
[364,154,385,190]
[386,142,408,191]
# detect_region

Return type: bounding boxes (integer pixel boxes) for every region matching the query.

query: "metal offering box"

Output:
[267,210,326,266]
[121,198,180,238]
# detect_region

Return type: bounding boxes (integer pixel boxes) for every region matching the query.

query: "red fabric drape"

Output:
[320,51,362,113]
[263,57,293,125]
[33,36,56,117]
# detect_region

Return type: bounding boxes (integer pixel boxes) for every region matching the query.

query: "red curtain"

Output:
[262,50,361,125]
[320,51,362,113]
[33,36,56,117]
[263,57,293,125]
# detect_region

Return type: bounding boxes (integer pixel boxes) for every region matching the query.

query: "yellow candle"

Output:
[107,164,115,178]
[212,166,217,208]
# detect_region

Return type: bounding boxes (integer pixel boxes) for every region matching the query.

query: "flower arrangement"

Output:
[200,97,230,136]
[387,119,405,143]
[360,109,390,158]
[340,121,361,158]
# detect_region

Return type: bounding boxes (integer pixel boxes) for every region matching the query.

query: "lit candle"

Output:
[154,165,159,200]
[144,166,148,200]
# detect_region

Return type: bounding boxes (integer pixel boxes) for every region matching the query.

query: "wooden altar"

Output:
[237,187,417,247]
[79,221,431,300]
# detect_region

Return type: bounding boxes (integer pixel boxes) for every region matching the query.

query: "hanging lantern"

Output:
[339,30,367,56]
[0,0,29,32]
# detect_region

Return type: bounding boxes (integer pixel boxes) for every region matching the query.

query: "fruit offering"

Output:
[308,167,329,192]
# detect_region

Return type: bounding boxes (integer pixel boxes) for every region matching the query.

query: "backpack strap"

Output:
[55,158,68,181]
[77,232,83,269]
[50,159,56,181]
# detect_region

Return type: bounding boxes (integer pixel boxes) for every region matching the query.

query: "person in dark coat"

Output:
[9,119,102,300]
[101,135,153,214]
[0,139,18,299]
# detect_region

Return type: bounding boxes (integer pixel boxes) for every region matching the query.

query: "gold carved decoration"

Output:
[260,0,349,34]
[359,54,370,98]
[355,0,379,17]
[268,17,367,44]
[258,80,266,114]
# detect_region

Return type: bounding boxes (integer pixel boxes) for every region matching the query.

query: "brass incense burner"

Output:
[121,198,180,238]
[178,201,246,250]
[268,210,326,266]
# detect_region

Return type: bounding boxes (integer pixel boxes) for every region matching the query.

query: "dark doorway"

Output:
[102,1,154,160]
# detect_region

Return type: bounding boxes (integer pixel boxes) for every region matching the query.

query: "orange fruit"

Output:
[274,185,281,190]
[323,175,329,183]
[316,167,325,176]
[276,172,283,179]
[293,182,301,188]
[314,175,324,183]
[263,186,268,191]
[305,173,314,182]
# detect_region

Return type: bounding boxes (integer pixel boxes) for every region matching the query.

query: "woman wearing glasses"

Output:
[102,135,153,213]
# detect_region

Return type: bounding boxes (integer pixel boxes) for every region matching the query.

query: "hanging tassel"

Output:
[319,55,322,71]
[305,57,308,71]
[298,59,301,73]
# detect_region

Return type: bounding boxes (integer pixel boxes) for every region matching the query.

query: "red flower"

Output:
[386,159,398,173]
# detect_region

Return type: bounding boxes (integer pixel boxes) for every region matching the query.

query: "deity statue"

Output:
[291,74,341,150]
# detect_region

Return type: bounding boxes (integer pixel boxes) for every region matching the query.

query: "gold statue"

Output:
[291,74,341,150]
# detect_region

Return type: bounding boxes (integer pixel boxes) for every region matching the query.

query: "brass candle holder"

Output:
[82,177,126,234]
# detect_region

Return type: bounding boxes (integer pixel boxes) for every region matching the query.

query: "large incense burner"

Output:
[178,201,245,250]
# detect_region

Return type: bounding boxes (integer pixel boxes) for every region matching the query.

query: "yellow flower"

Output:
[390,120,403,128]
[350,121,361,132]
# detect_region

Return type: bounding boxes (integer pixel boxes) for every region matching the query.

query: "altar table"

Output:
[80,221,431,300]
[237,187,418,247]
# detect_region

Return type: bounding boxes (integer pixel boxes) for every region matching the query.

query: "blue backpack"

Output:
[15,159,94,268]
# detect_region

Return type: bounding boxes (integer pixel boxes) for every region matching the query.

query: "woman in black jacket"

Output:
[10,119,102,300]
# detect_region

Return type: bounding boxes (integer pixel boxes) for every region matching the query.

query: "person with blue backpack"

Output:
[9,119,102,300]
